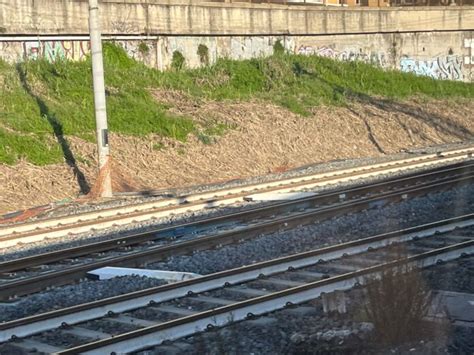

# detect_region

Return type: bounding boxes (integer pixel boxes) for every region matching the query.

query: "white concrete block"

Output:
[87,266,201,282]
[244,191,317,202]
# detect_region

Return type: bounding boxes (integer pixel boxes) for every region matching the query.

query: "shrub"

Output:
[197,44,210,66]
[273,39,285,56]
[363,249,433,346]
[171,50,185,71]
[138,42,150,56]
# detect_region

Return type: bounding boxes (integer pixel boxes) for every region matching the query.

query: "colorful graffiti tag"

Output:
[399,55,464,81]
[23,41,91,62]
[297,45,387,68]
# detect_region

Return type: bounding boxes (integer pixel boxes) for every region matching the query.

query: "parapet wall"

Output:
[1,0,473,35]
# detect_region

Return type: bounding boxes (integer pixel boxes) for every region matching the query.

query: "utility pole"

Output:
[88,0,112,197]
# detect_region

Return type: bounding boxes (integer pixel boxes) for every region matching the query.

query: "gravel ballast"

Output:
[0,183,473,324]
[2,157,471,263]
[149,184,474,275]
[144,255,474,355]
[1,147,472,263]
[0,276,166,323]
[2,140,471,223]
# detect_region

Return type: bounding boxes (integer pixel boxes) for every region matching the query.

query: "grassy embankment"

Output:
[1,43,473,165]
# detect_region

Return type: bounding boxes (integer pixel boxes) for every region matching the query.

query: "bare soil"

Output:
[0,94,473,215]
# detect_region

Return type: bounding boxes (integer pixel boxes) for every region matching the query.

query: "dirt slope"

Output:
[0,95,473,215]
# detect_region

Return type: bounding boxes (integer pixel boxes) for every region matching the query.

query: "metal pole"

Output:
[88,0,112,197]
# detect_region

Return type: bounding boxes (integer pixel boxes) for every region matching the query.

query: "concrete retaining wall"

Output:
[0,1,473,81]
[1,31,472,81]
[1,0,472,35]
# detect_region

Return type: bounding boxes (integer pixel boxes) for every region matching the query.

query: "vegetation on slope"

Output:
[0,43,472,165]
[160,52,473,116]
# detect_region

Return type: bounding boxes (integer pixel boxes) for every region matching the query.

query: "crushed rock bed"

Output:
[425,255,474,294]
[0,201,259,263]
[143,256,474,355]
[0,276,166,323]
[0,184,473,323]
[153,298,375,355]
[148,184,474,275]
[2,140,472,222]
[1,154,472,262]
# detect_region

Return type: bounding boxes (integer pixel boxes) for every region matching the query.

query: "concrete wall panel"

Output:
[0,1,473,81]
[3,31,471,80]
[1,0,473,35]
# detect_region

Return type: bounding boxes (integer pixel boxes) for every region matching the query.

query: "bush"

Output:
[138,42,150,56]
[171,50,186,71]
[197,44,210,66]
[273,40,285,55]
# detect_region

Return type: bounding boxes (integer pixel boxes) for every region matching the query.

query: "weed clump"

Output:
[363,257,433,346]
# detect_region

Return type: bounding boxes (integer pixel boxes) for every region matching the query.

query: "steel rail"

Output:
[1,169,473,300]
[2,160,472,274]
[1,213,472,344]
[1,146,472,242]
[60,240,474,355]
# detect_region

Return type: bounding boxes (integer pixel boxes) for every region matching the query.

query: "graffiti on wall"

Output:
[0,42,19,63]
[0,36,469,82]
[399,55,464,81]
[297,45,387,68]
[23,41,91,62]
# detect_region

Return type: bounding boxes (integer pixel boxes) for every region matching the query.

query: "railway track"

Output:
[1,214,473,354]
[1,146,473,247]
[1,161,473,300]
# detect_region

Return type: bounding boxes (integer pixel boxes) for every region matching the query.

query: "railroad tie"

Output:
[189,295,235,306]
[62,326,110,340]
[104,315,158,328]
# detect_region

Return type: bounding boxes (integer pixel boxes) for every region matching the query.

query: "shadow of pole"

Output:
[16,63,91,195]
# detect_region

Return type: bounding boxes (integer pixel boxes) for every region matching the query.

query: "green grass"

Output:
[156,54,473,115]
[0,128,63,165]
[0,43,472,165]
